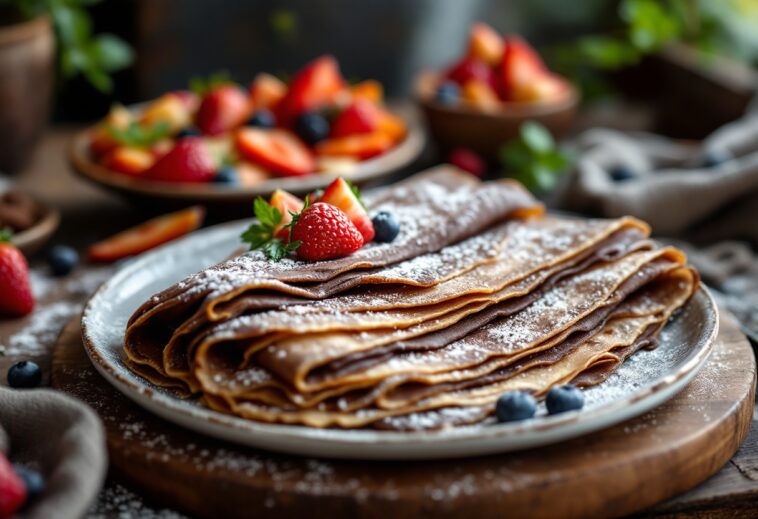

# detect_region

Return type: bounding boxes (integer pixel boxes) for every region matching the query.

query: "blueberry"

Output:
[546,384,584,415]
[371,211,400,243]
[214,167,238,185]
[702,149,732,168]
[176,127,201,139]
[14,466,45,501]
[7,361,42,389]
[47,245,78,277]
[295,112,330,145]
[609,165,636,182]
[247,109,276,129]
[495,391,537,422]
[435,81,460,105]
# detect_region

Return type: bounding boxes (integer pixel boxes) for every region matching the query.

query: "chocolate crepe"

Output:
[122,167,699,431]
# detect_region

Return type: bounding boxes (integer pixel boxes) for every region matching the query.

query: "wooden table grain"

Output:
[1,128,757,517]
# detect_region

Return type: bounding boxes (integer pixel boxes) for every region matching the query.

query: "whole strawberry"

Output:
[290,203,364,261]
[0,230,35,317]
[0,453,26,517]
[145,138,216,183]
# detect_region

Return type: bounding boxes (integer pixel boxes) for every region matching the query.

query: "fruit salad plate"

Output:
[69,103,423,210]
[81,218,719,460]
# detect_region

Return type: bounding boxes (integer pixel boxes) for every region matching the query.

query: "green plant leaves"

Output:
[41,0,135,93]
[498,122,571,194]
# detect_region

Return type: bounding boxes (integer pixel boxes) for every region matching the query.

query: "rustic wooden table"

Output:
[1,128,757,517]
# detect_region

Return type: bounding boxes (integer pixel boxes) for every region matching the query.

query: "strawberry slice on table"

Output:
[498,35,549,100]
[235,128,315,176]
[145,138,216,183]
[290,202,364,261]
[315,132,394,160]
[88,206,205,263]
[0,453,26,517]
[319,177,374,242]
[249,73,287,111]
[467,22,504,66]
[103,146,155,176]
[331,100,380,138]
[0,230,34,317]
[269,189,305,240]
[276,55,348,125]
[195,84,251,136]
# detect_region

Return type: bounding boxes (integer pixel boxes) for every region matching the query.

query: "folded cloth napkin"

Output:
[555,104,758,340]
[0,387,107,519]
[556,110,758,243]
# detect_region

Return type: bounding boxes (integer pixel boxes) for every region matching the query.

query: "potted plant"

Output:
[0,0,133,173]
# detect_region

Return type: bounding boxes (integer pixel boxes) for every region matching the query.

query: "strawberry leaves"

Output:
[241,197,302,261]
[0,228,12,243]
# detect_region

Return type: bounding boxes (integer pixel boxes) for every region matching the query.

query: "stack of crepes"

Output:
[124,167,699,430]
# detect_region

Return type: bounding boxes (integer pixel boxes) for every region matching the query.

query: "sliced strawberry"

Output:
[269,189,305,240]
[103,146,155,176]
[498,35,548,100]
[88,206,205,263]
[235,128,315,177]
[467,22,504,66]
[291,202,364,261]
[249,73,287,111]
[445,57,495,88]
[461,78,501,109]
[319,177,374,242]
[0,453,26,517]
[315,132,394,160]
[331,100,380,138]
[277,55,348,125]
[350,80,383,103]
[145,138,216,183]
[448,148,486,177]
[195,84,251,136]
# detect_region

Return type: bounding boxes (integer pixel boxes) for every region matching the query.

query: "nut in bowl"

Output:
[416,23,578,159]
[69,56,424,211]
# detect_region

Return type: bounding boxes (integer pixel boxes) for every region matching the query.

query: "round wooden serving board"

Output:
[52,312,756,519]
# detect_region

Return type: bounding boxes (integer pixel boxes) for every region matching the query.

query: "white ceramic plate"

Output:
[81,219,719,460]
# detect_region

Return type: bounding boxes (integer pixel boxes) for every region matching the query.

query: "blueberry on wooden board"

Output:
[7,361,42,389]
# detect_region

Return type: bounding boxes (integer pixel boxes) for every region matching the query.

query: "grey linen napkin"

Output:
[0,387,107,519]
[555,108,758,339]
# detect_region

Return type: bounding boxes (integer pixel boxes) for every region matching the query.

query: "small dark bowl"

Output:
[415,71,579,160]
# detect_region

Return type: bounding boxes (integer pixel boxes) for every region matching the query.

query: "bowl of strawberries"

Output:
[416,23,578,159]
[70,56,424,211]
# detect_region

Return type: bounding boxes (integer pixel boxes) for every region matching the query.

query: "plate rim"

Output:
[80,218,719,459]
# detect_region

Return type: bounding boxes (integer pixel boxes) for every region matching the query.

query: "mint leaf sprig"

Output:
[241,197,302,262]
[189,71,234,96]
[498,122,571,194]
[108,121,170,148]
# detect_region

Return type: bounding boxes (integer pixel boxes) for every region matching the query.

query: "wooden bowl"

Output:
[11,200,60,256]
[69,103,425,214]
[415,71,578,159]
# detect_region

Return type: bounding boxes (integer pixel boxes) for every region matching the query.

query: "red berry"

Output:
[445,57,495,88]
[448,148,486,177]
[0,453,26,517]
[319,177,375,242]
[291,203,364,261]
[145,138,216,183]
[195,84,250,136]
[0,241,34,317]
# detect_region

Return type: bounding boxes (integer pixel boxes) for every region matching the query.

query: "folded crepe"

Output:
[122,166,700,431]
